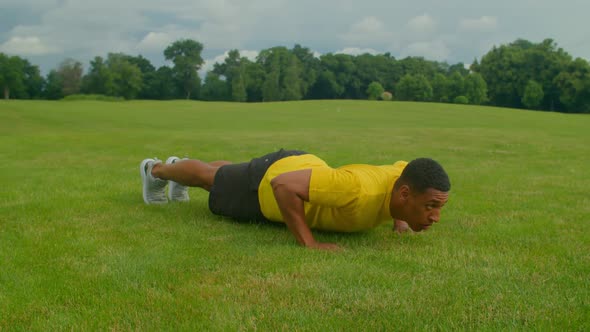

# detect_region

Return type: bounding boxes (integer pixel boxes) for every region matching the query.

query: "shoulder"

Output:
[272,154,328,169]
[310,166,361,189]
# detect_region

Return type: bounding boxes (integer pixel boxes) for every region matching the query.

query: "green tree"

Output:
[243,61,265,102]
[12,59,44,99]
[448,71,465,101]
[395,75,414,101]
[44,70,63,100]
[82,56,114,95]
[262,55,281,101]
[126,55,155,74]
[448,62,469,76]
[399,56,441,80]
[432,73,450,102]
[312,53,360,99]
[257,47,305,101]
[282,55,302,100]
[106,53,143,99]
[475,38,571,111]
[164,39,204,99]
[212,49,242,101]
[366,81,384,100]
[126,55,156,99]
[0,53,25,100]
[464,73,488,105]
[200,72,230,101]
[476,44,524,107]
[522,80,544,109]
[57,58,83,96]
[355,53,401,98]
[521,39,570,110]
[231,63,248,102]
[211,49,263,102]
[142,66,180,100]
[309,70,344,99]
[554,58,590,113]
[213,50,241,82]
[396,74,433,101]
[291,44,320,98]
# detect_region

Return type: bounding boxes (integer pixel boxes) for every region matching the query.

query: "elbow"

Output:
[271,174,298,200]
[270,176,287,194]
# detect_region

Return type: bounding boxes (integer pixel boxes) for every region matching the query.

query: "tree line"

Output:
[1,38,589,113]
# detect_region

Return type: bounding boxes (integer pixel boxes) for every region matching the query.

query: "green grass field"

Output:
[1,99,589,330]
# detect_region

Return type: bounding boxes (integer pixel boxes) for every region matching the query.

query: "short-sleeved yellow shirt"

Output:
[257,154,408,232]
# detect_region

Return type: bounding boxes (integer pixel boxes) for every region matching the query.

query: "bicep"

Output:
[270,169,311,201]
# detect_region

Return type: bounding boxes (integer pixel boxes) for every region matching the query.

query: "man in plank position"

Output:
[140,149,450,250]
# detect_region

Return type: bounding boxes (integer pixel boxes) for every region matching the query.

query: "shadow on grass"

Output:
[109,190,411,251]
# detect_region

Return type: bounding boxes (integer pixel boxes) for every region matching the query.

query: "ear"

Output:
[399,184,411,201]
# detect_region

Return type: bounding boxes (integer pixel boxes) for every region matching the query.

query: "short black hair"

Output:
[395,158,450,193]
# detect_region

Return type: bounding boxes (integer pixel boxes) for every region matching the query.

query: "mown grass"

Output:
[0,99,589,330]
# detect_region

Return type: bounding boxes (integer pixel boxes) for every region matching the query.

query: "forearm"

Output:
[272,184,316,246]
[270,169,340,250]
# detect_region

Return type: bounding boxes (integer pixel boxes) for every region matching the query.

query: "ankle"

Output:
[151,162,163,179]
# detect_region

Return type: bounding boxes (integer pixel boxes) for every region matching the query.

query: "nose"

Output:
[429,209,440,223]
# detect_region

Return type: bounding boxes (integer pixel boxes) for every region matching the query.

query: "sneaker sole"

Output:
[166,156,180,165]
[140,158,167,204]
[140,158,152,204]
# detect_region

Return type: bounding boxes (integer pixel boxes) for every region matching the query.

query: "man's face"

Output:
[403,188,449,232]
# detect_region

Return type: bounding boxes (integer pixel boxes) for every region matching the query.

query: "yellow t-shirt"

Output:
[257,154,408,232]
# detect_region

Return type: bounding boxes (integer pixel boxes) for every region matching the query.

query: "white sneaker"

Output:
[166,156,190,202]
[140,158,168,204]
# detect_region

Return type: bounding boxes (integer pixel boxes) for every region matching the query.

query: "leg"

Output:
[152,159,232,191]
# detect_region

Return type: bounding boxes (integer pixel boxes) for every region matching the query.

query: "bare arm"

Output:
[271,169,340,250]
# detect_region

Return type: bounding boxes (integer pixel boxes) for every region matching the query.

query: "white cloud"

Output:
[200,54,228,77]
[199,49,260,77]
[3,2,147,58]
[1,0,60,9]
[2,0,590,74]
[340,16,393,45]
[159,0,279,50]
[407,14,436,34]
[0,36,59,55]
[239,50,259,61]
[335,47,380,56]
[353,16,385,34]
[459,16,498,31]
[402,40,450,61]
[137,32,174,52]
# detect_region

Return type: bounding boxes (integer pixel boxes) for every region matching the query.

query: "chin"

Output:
[409,225,423,232]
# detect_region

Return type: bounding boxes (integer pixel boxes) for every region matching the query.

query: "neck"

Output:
[389,194,404,220]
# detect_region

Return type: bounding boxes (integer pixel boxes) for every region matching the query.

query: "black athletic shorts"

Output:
[208,149,307,222]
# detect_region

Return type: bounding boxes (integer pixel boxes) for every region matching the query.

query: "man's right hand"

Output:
[393,219,411,234]
[271,169,319,247]
[271,169,344,251]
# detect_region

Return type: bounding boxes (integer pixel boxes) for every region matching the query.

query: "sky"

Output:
[1,0,589,75]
